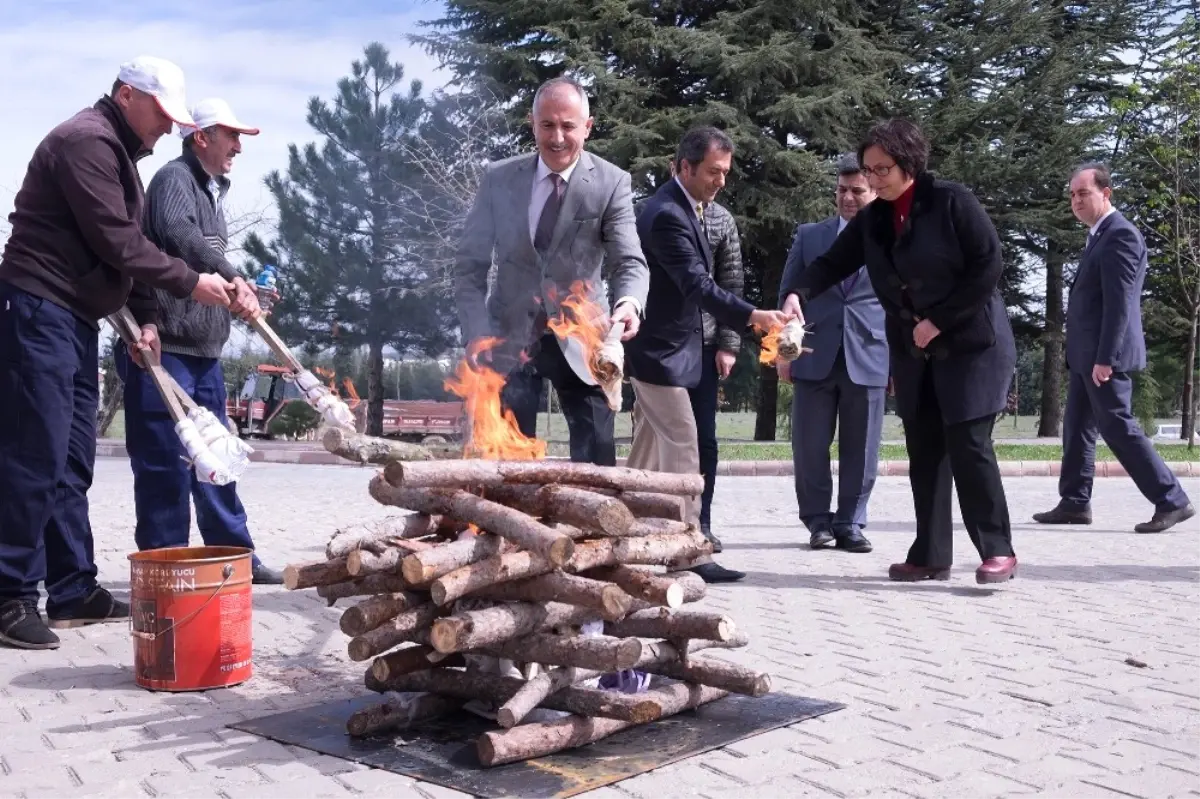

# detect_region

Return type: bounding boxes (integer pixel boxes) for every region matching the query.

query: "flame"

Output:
[759,322,784,365]
[444,337,547,461]
[341,378,360,403]
[545,280,608,380]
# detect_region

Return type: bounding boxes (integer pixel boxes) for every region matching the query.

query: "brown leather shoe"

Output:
[976,556,1018,584]
[1032,504,1092,524]
[888,563,951,582]
[1134,503,1195,533]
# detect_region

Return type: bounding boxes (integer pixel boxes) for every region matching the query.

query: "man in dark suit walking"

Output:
[778,154,889,552]
[1034,163,1194,533]
[625,126,792,582]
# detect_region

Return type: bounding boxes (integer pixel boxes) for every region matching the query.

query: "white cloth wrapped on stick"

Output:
[774,318,809,362]
[592,325,625,411]
[294,368,357,430]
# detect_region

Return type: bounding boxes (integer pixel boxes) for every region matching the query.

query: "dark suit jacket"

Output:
[778,215,889,387]
[1065,210,1148,373]
[783,172,1016,424]
[625,180,755,388]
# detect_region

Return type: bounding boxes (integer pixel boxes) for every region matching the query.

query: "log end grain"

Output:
[400,554,429,585]
[614,637,644,671]
[430,617,468,654]
[347,637,375,662]
[383,460,407,487]
[663,582,684,609]
[601,584,634,620]
[346,550,366,577]
[548,536,575,568]
[282,565,303,591]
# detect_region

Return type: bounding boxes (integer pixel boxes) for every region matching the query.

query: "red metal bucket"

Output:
[128,546,253,691]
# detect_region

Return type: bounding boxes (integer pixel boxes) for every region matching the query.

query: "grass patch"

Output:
[705,442,1200,462]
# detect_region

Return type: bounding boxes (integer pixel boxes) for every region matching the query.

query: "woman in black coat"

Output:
[782,118,1018,584]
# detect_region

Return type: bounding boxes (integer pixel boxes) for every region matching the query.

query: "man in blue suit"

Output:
[778,154,889,552]
[1034,163,1194,533]
[625,126,792,582]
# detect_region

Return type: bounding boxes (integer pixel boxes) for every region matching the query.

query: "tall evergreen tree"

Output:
[415,0,903,438]
[244,44,456,436]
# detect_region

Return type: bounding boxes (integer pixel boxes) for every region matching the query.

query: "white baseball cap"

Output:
[117,56,195,127]
[177,98,261,138]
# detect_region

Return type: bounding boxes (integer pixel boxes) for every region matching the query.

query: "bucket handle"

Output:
[130,563,235,642]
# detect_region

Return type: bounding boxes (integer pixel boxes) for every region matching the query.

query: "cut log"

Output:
[640,654,771,697]
[322,425,432,463]
[316,573,412,605]
[325,514,447,559]
[430,550,555,606]
[346,543,432,578]
[616,491,684,521]
[368,479,573,567]
[383,460,704,496]
[469,571,633,621]
[346,692,461,737]
[430,601,600,654]
[371,645,466,682]
[481,485,635,537]
[628,518,692,537]
[339,591,427,637]
[400,534,505,585]
[478,682,728,767]
[378,668,663,724]
[347,603,442,662]
[283,556,351,591]
[605,608,736,642]
[485,633,642,672]
[628,570,707,611]
[565,531,709,573]
[584,566,684,608]
[496,666,592,729]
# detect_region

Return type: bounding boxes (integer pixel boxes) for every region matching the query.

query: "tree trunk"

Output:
[322,426,432,463]
[366,336,385,438]
[583,566,685,608]
[1181,306,1198,447]
[346,603,441,661]
[605,607,736,642]
[326,514,455,560]
[753,363,778,440]
[1038,239,1067,437]
[283,556,352,590]
[316,573,414,605]
[468,571,634,620]
[430,601,601,653]
[97,353,124,437]
[485,632,643,672]
[401,534,506,585]
[371,645,465,681]
[339,591,427,637]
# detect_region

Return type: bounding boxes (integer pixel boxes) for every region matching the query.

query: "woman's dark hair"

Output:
[857,118,930,179]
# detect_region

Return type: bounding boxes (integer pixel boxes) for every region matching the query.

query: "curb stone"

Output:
[93,440,1197,477]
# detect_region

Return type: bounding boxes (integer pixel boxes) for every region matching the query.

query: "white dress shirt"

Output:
[529,154,640,315]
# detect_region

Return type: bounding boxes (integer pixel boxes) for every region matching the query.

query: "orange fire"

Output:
[444,337,547,461]
[545,280,608,380]
[758,322,784,365]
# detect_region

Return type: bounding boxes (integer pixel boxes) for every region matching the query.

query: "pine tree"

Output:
[244,44,457,436]
[415,0,903,438]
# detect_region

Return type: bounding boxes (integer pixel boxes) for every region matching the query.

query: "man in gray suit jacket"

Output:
[778,155,890,551]
[1034,163,1194,533]
[455,77,649,465]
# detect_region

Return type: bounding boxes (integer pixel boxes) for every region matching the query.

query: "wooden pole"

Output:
[383,460,705,496]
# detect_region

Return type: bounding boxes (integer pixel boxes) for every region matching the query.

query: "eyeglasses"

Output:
[862,163,899,177]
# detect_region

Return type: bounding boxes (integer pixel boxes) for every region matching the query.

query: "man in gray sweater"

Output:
[120,97,282,584]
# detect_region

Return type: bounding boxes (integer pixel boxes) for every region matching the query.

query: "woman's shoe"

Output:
[976,556,1017,584]
[888,563,951,582]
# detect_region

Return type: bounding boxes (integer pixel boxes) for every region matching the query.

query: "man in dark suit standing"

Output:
[778,154,889,552]
[1034,163,1194,533]
[625,126,792,582]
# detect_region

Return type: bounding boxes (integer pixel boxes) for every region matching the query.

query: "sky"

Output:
[0,0,451,239]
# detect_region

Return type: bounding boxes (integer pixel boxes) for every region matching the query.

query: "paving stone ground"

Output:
[3,460,1198,799]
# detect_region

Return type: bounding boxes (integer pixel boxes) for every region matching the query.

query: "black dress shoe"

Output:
[1134,503,1196,533]
[1032,504,1092,524]
[834,527,873,553]
[252,564,285,585]
[0,599,59,650]
[688,562,745,583]
[809,528,835,549]
[47,586,129,629]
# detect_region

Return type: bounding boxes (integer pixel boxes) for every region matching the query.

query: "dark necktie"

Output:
[534,173,563,254]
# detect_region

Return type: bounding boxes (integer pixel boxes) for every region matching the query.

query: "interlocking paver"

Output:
[0,460,1194,798]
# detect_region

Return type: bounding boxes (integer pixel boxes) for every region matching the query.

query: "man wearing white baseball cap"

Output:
[128,98,283,585]
[0,57,237,651]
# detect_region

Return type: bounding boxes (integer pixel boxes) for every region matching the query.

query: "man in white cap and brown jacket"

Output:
[122,98,283,585]
[0,57,237,650]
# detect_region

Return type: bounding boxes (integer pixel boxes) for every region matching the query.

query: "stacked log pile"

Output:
[284,429,771,766]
